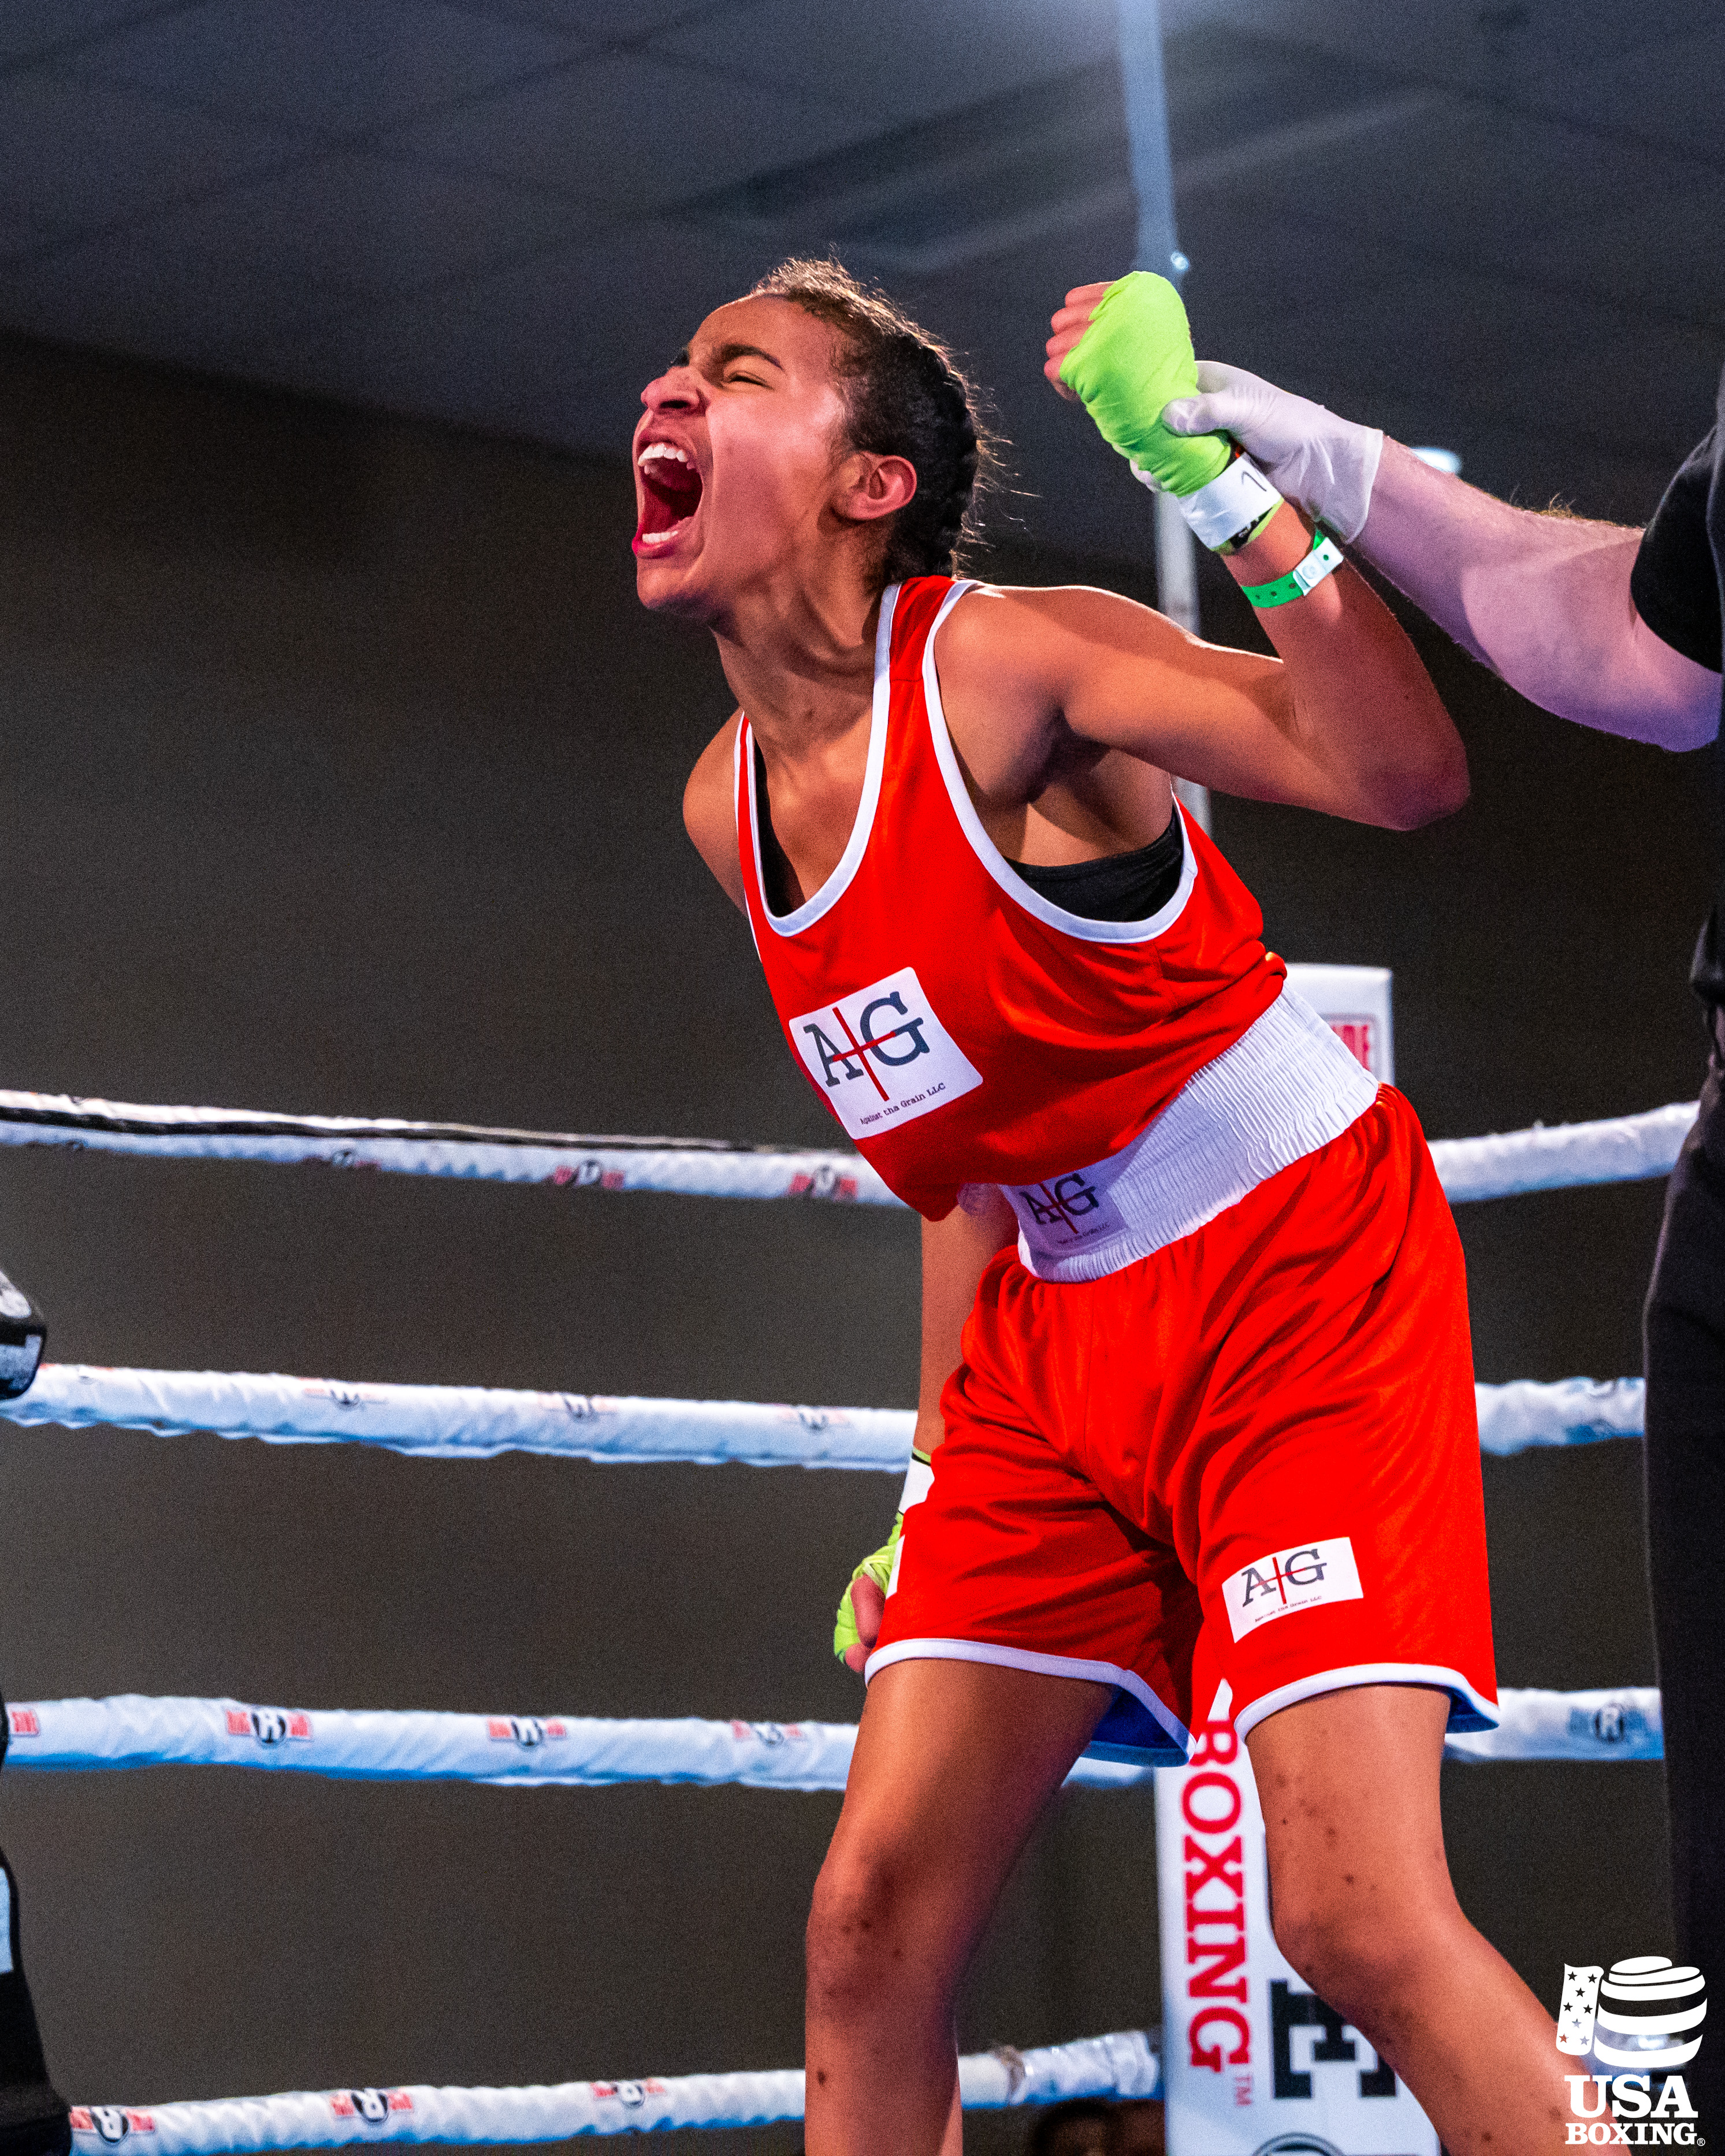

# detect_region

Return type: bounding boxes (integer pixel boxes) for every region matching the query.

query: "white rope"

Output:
[0,1697,1153,1790]
[0,1087,1697,1207]
[0,1366,1649,1465]
[0,1366,917,1469]
[66,2031,1161,2150]
[1426,1099,1696,1203]
[6,1687,1660,1782]
[1445,1687,1662,1764]
[1474,1376,1644,1455]
[0,1090,897,1205]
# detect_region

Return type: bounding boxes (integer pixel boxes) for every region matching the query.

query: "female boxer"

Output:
[635,258,1569,2155]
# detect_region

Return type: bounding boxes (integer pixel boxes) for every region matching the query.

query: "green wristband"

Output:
[1239,530,1344,609]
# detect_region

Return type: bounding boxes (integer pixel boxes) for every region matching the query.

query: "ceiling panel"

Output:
[0,0,185,64]
[648,0,1121,127]
[450,0,748,35]
[1255,270,1723,469]
[1382,161,1725,336]
[0,67,299,231]
[391,50,880,209]
[247,222,771,447]
[1530,23,1725,159]
[1198,96,1694,262]
[89,151,598,316]
[66,0,580,136]
[678,58,1132,278]
[1185,0,1711,95]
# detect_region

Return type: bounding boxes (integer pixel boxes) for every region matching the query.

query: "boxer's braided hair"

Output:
[750,258,998,588]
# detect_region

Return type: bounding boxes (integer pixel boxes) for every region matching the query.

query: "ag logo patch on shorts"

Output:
[1222,1537,1362,1641]
[790,967,982,1140]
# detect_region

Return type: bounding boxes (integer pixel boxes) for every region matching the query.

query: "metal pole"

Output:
[1118,0,1210,833]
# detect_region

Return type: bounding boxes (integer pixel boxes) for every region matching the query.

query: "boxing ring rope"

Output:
[68,2031,1163,2151]
[0,1687,1665,1777]
[0,1087,1698,1209]
[0,1365,1648,1464]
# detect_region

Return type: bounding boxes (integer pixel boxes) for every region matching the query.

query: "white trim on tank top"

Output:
[744,583,901,939]
[921,578,1201,946]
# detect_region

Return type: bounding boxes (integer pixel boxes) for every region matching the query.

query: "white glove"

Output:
[1161,362,1384,544]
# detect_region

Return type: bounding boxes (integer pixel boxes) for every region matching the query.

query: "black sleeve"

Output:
[1631,422,1724,673]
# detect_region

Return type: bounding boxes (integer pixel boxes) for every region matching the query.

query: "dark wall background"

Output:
[0,328,1709,2147]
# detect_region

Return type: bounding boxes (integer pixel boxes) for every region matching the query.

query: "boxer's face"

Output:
[633,296,856,623]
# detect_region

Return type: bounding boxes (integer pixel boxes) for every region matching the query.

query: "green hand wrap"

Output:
[833,1448,931,1664]
[1058,272,1232,497]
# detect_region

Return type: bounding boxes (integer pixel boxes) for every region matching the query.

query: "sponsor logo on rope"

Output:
[789,968,982,1141]
[1221,1538,1362,1642]
[486,1716,568,1748]
[6,1708,39,1738]
[73,2112,155,2142]
[1558,1957,1705,2144]
[329,2091,414,2124]
[225,1707,313,1744]
[729,1720,805,1745]
[324,1148,382,1172]
[301,1381,387,1411]
[590,2081,667,2106]
[549,1159,624,1190]
[788,1164,860,1201]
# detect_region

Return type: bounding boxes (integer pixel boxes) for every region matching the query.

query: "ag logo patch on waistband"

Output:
[791,967,982,1140]
[1222,1537,1362,1641]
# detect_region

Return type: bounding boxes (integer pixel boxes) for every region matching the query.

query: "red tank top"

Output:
[735,575,1285,1220]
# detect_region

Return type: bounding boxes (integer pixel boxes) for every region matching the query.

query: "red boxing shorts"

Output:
[868,1086,1497,1763]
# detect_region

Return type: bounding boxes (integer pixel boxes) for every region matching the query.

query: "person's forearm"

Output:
[1358,441,1716,748]
[1222,498,1469,828]
[916,1192,1016,1451]
[1159,369,1720,751]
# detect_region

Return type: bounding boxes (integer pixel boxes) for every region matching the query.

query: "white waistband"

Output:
[1001,988,1380,1283]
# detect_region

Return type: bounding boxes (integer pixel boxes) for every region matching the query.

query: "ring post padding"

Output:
[66,2032,1162,2150]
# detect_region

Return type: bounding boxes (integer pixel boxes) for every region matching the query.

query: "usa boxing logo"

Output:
[1558,1956,1705,2143]
[790,968,982,1141]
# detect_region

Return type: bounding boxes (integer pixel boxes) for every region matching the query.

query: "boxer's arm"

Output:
[682,712,748,910]
[1038,277,1466,827]
[915,1187,1018,1456]
[836,1188,1016,1674]
[940,569,1467,832]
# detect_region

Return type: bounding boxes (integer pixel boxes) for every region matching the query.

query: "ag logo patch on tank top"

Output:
[791,967,983,1140]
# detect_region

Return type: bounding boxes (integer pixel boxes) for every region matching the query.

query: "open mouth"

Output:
[634,440,703,552]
